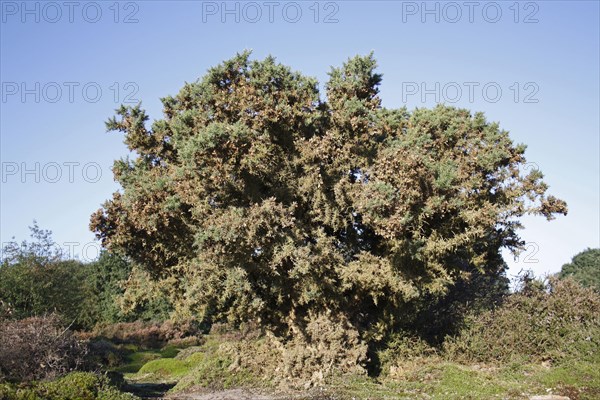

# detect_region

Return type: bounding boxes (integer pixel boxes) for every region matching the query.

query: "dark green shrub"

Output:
[0,260,91,328]
[79,251,132,328]
[559,248,600,292]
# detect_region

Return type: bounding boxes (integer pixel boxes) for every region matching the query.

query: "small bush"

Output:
[0,372,137,400]
[445,277,600,364]
[377,332,439,378]
[0,315,88,382]
[277,311,368,385]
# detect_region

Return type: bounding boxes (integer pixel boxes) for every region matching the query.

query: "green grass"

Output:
[532,360,600,400]
[429,364,523,399]
[321,358,600,400]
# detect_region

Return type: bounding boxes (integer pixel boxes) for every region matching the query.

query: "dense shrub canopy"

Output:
[91,52,567,343]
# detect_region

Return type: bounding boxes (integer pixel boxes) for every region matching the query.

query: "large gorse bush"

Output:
[91,52,566,374]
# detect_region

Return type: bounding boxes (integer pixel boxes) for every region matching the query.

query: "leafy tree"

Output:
[0,259,89,324]
[79,250,132,327]
[0,223,90,326]
[559,248,600,291]
[0,223,163,329]
[91,52,567,364]
[1,221,63,267]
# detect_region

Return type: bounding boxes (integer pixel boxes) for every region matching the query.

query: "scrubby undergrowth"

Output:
[444,277,600,365]
[1,276,598,399]
[0,315,88,382]
[0,372,137,400]
[120,277,600,398]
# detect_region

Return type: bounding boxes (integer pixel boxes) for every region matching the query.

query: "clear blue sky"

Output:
[1,1,598,280]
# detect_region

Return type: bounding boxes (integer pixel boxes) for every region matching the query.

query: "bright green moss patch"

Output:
[113,345,181,374]
[137,358,189,379]
[128,339,238,387]
[159,345,180,359]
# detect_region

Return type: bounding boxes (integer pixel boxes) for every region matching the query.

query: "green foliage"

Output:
[81,251,132,326]
[0,224,142,329]
[0,221,62,267]
[377,332,438,378]
[91,52,567,373]
[0,372,138,400]
[115,266,173,323]
[0,259,89,324]
[559,248,600,291]
[0,223,90,325]
[169,338,260,391]
[445,277,600,364]
[82,248,172,327]
[404,265,510,347]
